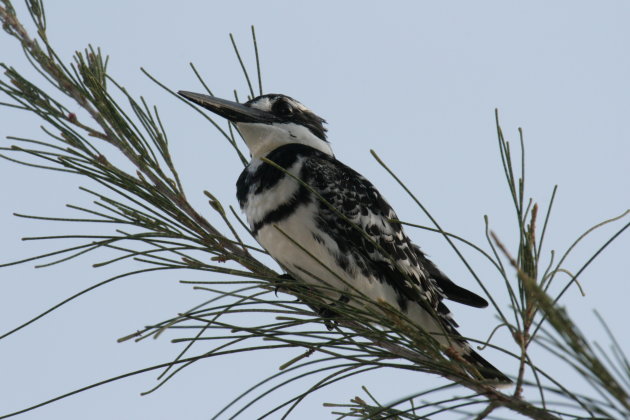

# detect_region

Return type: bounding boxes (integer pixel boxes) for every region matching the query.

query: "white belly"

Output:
[256,202,353,297]
[254,202,452,346]
[242,179,461,354]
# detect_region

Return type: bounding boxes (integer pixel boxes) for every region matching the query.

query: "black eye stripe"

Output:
[245,94,328,141]
[272,99,293,116]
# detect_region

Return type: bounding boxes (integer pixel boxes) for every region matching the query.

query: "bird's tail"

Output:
[462,348,512,387]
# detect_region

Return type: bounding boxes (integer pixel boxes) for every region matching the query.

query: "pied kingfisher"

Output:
[179,90,510,384]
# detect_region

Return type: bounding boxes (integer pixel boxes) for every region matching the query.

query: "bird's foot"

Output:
[317,295,349,331]
[274,273,295,296]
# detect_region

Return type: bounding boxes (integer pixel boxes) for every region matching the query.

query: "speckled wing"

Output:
[299,154,510,383]
[299,154,446,317]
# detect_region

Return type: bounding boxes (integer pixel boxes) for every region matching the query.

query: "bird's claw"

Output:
[274,273,295,296]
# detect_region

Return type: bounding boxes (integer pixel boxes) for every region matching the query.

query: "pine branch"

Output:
[1,1,629,419]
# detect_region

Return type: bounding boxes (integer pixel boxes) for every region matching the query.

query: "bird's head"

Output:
[179,91,331,159]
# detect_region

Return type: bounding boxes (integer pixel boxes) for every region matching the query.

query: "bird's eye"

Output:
[273,99,293,117]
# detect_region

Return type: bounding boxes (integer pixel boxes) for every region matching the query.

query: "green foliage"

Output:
[1,1,629,419]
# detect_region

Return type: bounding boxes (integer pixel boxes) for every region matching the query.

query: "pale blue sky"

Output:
[1,1,629,419]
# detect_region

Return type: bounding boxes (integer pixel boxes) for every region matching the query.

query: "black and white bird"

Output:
[179,90,510,385]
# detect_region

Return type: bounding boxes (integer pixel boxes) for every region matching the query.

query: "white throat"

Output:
[236,122,333,159]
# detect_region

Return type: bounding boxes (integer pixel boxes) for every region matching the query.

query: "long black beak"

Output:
[178,91,278,124]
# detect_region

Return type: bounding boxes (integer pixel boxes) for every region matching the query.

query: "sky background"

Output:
[1,1,629,419]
